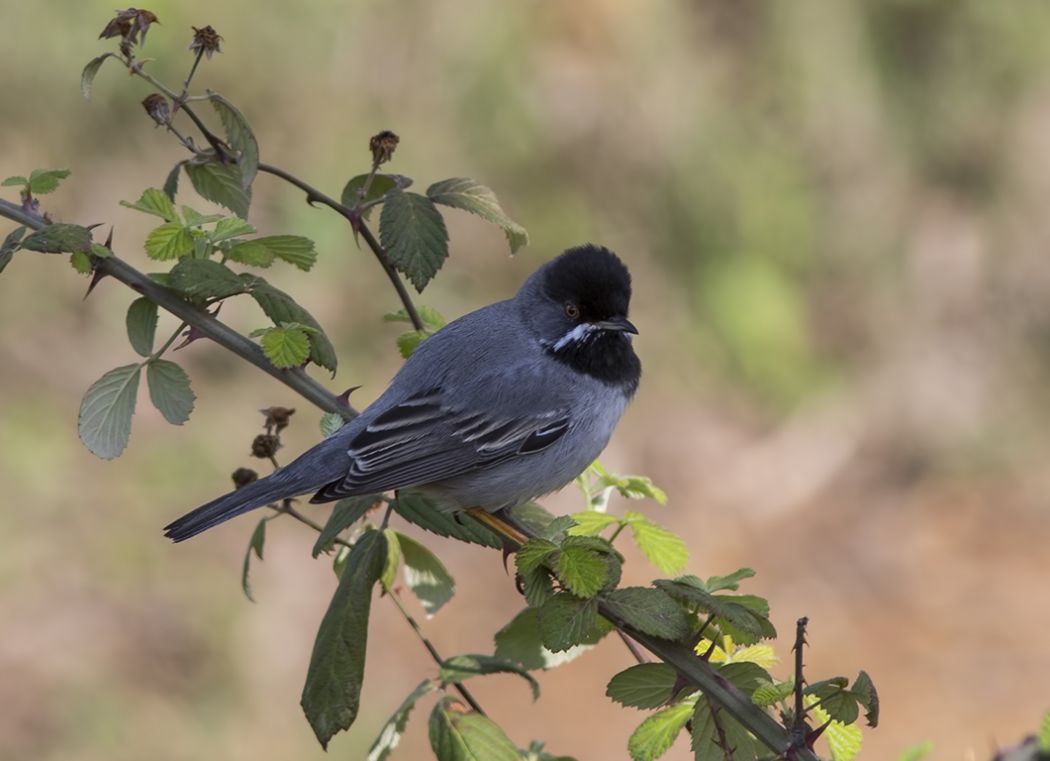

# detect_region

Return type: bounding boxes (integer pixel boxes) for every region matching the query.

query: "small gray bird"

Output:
[163,244,641,542]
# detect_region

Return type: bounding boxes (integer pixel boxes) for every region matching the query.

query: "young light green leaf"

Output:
[251,235,317,271]
[120,188,178,222]
[429,699,521,761]
[379,190,449,292]
[184,159,251,218]
[144,222,194,260]
[1040,712,1050,753]
[704,567,756,592]
[209,91,259,188]
[898,742,935,761]
[555,545,610,598]
[181,206,224,227]
[396,330,428,359]
[210,216,256,242]
[426,177,528,254]
[537,593,599,652]
[2,176,27,187]
[70,252,92,274]
[21,223,93,254]
[391,490,501,548]
[28,168,71,195]
[78,364,141,459]
[241,517,267,602]
[439,654,539,700]
[257,325,311,368]
[807,695,863,761]
[169,258,247,298]
[626,700,694,761]
[125,298,159,357]
[606,663,678,709]
[383,304,445,330]
[623,513,688,575]
[81,54,113,99]
[381,529,402,592]
[320,411,346,438]
[312,495,378,557]
[600,587,691,641]
[397,532,456,616]
[163,163,181,202]
[226,240,274,267]
[0,226,26,275]
[567,511,620,537]
[247,279,338,374]
[146,360,195,425]
[301,528,386,749]
[368,679,436,761]
[752,679,794,707]
[506,501,558,536]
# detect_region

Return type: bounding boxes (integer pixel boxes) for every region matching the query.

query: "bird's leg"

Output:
[465,507,528,548]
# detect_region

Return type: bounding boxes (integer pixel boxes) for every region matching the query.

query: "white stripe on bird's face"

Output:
[547,322,597,352]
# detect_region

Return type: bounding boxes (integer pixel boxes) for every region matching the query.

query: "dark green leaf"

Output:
[397,532,456,616]
[185,159,251,218]
[169,258,247,299]
[439,654,539,700]
[0,226,26,274]
[247,279,338,373]
[209,92,259,188]
[851,671,879,728]
[718,662,771,696]
[520,566,555,608]
[521,740,578,761]
[241,518,267,602]
[379,190,449,292]
[654,580,775,645]
[600,587,691,641]
[428,699,521,761]
[555,545,610,598]
[368,679,435,761]
[391,491,501,548]
[312,495,379,557]
[146,359,195,424]
[22,223,93,254]
[28,168,71,195]
[258,325,311,368]
[624,514,689,575]
[301,528,386,749]
[78,364,141,459]
[251,235,317,271]
[704,567,756,593]
[341,173,412,216]
[125,298,159,357]
[606,663,678,709]
[626,700,693,761]
[516,539,558,575]
[426,177,528,253]
[143,222,193,260]
[537,592,598,652]
[81,54,112,99]
[494,608,610,671]
[690,700,720,761]
[163,163,182,202]
[120,188,178,222]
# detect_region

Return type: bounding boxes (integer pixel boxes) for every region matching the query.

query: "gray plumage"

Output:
[164,244,640,542]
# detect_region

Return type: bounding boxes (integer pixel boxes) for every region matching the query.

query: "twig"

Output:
[616,630,649,664]
[790,616,810,754]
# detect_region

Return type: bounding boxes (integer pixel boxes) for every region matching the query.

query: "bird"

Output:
[163,244,641,543]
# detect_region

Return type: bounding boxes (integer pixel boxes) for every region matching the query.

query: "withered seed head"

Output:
[100,9,159,48]
[369,131,400,166]
[189,25,223,59]
[260,406,296,432]
[251,434,281,459]
[141,93,170,125]
[231,467,259,489]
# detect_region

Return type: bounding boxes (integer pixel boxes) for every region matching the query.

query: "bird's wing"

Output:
[310,384,571,502]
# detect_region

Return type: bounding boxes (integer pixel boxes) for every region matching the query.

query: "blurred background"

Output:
[3,1,1050,759]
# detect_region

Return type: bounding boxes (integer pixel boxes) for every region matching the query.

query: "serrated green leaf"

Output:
[169,258,247,298]
[258,326,311,368]
[181,206,224,227]
[144,222,193,261]
[226,240,274,267]
[606,663,678,709]
[368,679,435,761]
[391,490,501,548]
[656,580,774,645]
[396,330,428,358]
[241,518,267,602]
[752,679,794,707]
[627,700,693,761]
[567,511,620,537]
[22,223,93,254]
[624,513,688,574]
[252,235,317,271]
[185,159,251,218]
[704,567,756,592]
[209,92,259,188]
[81,54,112,99]
[521,566,555,608]
[397,532,456,616]
[426,177,528,253]
[312,495,378,557]
[0,226,26,274]
[555,545,610,598]
[69,251,92,274]
[28,168,71,195]
[601,587,691,641]
[807,695,863,761]
[516,539,558,575]
[690,700,720,761]
[146,359,195,425]
[210,216,256,242]
[383,304,445,330]
[301,528,385,749]
[494,607,610,671]
[439,654,539,700]
[163,163,181,202]
[120,188,178,222]
[718,661,771,696]
[2,176,27,187]
[506,502,558,536]
[851,671,879,728]
[125,298,158,357]
[320,411,346,438]
[428,699,521,761]
[541,515,577,542]
[537,592,598,652]
[78,364,141,459]
[381,529,402,593]
[341,173,409,217]
[247,279,338,374]
[379,190,449,292]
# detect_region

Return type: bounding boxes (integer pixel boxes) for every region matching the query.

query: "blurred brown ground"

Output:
[3,1,1050,759]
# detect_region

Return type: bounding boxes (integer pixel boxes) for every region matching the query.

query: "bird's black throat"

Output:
[546,330,641,394]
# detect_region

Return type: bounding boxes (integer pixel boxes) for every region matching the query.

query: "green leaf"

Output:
[125,298,159,357]
[241,518,267,602]
[807,695,863,761]
[898,742,934,761]
[516,539,558,575]
[397,532,456,616]
[210,217,256,242]
[555,545,610,598]
[381,529,402,592]
[2,176,27,187]
[28,168,71,195]
[426,177,528,253]
[379,190,449,292]
[209,91,259,188]
[439,654,539,700]
[624,513,689,575]
[537,593,598,652]
[626,700,693,761]
[718,661,771,696]
[520,566,555,608]
[567,511,619,537]
[184,159,251,218]
[301,528,385,749]
[250,235,317,271]
[144,222,194,260]
[320,411,346,438]
[0,226,26,274]
[341,173,412,218]
[752,679,794,707]
[494,607,610,671]
[368,679,435,761]
[428,699,521,761]
[606,663,678,709]
[21,223,93,254]
[598,472,667,504]
[655,580,775,645]
[391,491,501,548]
[225,240,274,267]
[1040,712,1050,753]
[181,206,224,227]
[146,360,195,425]
[247,279,338,374]
[689,700,720,761]
[383,304,445,330]
[850,670,879,728]
[703,567,756,593]
[81,54,112,99]
[169,258,247,299]
[70,251,92,274]
[78,364,141,459]
[120,188,178,222]
[163,163,181,202]
[600,587,691,641]
[396,330,428,359]
[257,325,311,368]
[312,495,378,557]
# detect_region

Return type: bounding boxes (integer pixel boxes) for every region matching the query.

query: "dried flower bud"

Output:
[231,468,259,489]
[260,406,296,432]
[189,25,223,59]
[141,93,170,125]
[251,434,281,459]
[99,9,159,48]
[369,131,400,166]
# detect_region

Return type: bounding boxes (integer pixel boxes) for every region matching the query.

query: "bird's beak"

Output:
[594,316,638,335]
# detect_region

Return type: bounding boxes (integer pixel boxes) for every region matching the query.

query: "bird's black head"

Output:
[519,244,641,394]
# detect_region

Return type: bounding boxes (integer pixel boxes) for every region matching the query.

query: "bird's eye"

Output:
[564,303,580,320]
